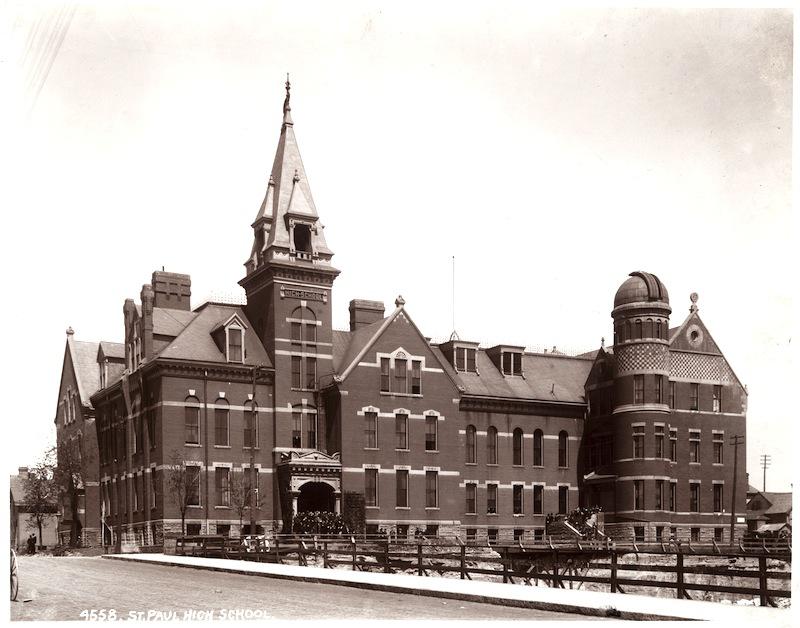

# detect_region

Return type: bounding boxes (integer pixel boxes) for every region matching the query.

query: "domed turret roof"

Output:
[614,271,669,307]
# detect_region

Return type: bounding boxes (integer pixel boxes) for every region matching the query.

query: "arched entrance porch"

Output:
[297,482,335,512]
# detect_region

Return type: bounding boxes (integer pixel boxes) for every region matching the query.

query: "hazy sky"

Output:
[3,3,793,491]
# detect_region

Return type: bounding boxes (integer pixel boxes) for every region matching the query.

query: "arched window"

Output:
[291,306,317,344]
[645,318,653,338]
[624,320,631,341]
[487,426,498,465]
[184,397,200,445]
[634,319,643,339]
[533,429,543,466]
[466,425,477,464]
[214,399,229,447]
[656,320,662,340]
[558,430,569,468]
[512,428,523,466]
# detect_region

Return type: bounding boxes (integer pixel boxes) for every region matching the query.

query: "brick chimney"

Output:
[349,299,385,331]
[151,271,191,310]
[17,466,29,479]
[140,283,155,360]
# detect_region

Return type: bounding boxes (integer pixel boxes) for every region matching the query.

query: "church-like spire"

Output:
[244,78,335,276]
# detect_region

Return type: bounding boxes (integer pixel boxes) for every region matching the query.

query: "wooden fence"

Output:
[174,535,791,607]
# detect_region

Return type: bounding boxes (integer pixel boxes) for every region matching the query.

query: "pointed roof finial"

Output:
[282,73,293,126]
[268,174,275,187]
[395,295,405,307]
[689,292,699,313]
[66,326,74,336]
[293,169,300,183]
[601,336,605,348]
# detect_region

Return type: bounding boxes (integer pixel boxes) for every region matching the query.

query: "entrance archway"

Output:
[297,482,335,512]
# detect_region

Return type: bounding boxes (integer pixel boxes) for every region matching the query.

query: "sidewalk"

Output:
[103,553,792,622]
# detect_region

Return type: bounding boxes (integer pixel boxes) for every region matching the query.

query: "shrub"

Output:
[291,511,350,535]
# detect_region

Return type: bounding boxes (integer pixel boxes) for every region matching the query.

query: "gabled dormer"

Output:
[210,313,248,363]
[486,344,525,377]
[438,338,480,374]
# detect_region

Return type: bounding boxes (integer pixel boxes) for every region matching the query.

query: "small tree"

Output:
[165,450,196,535]
[229,471,264,534]
[23,449,58,546]
[54,438,89,547]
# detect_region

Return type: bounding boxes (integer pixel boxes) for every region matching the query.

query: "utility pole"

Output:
[729,434,744,546]
[760,454,771,492]
[249,365,260,536]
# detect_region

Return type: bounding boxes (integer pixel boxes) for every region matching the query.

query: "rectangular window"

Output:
[380,358,391,392]
[513,485,523,515]
[689,430,700,463]
[215,467,230,507]
[655,479,664,510]
[669,482,677,512]
[425,415,437,451]
[185,405,200,445]
[514,528,524,542]
[465,483,476,514]
[655,526,664,542]
[186,523,201,536]
[713,385,722,412]
[305,322,316,344]
[714,527,724,542]
[633,425,645,459]
[633,480,644,510]
[669,381,676,408]
[305,357,317,389]
[713,484,724,512]
[228,328,242,362]
[394,359,408,394]
[365,468,378,507]
[466,348,476,373]
[690,482,700,513]
[502,351,522,376]
[558,486,568,514]
[291,356,302,389]
[691,527,700,542]
[634,526,645,543]
[669,428,677,462]
[713,432,724,464]
[215,405,229,447]
[292,412,302,448]
[455,347,465,371]
[411,360,422,394]
[396,469,408,507]
[291,321,301,344]
[306,412,317,449]
[425,470,438,508]
[364,412,378,448]
[395,414,408,450]
[690,383,699,410]
[655,425,664,459]
[487,483,497,514]
[533,485,543,514]
[655,374,663,404]
[488,528,498,544]
[187,465,201,506]
[533,528,544,541]
[396,524,409,539]
[633,375,644,405]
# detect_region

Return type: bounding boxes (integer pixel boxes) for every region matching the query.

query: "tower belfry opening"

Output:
[294,223,312,254]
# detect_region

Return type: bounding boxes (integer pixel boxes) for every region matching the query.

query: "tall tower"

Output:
[608,271,672,538]
[240,77,340,449]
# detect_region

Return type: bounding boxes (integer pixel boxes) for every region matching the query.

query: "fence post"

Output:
[502,547,509,583]
[758,556,768,607]
[610,549,618,593]
[275,537,280,564]
[384,540,391,574]
[352,538,357,571]
[460,545,466,580]
[417,542,423,576]
[552,549,560,588]
[323,541,328,568]
[675,547,685,600]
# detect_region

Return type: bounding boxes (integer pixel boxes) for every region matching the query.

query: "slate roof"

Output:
[335,315,391,377]
[71,339,101,406]
[9,474,25,504]
[453,350,592,403]
[153,307,197,337]
[99,341,125,359]
[156,303,272,367]
[331,329,353,373]
[762,492,793,516]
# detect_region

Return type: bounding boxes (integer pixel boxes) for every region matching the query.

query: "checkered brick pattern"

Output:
[670,351,735,383]
[615,343,669,373]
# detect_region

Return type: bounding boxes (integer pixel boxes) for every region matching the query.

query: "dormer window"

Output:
[454,347,477,373]
[227,326,243,362]
[502,351,522,376]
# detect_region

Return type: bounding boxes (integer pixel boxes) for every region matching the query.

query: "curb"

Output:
[102,555,684,621]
